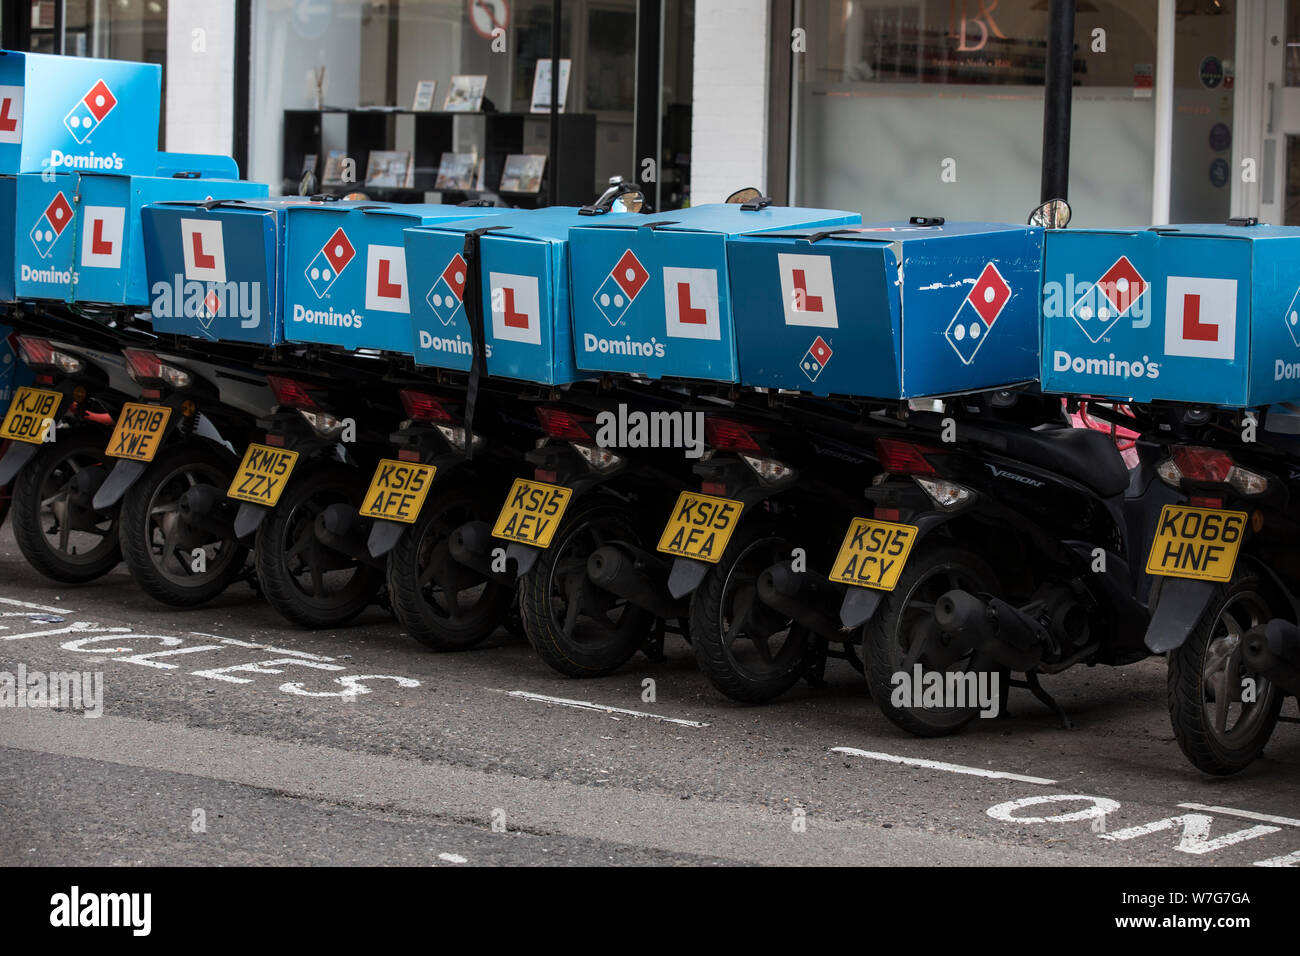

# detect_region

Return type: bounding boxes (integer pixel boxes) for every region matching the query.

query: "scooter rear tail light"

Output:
[400,389,453,423]
[703,417,762,453]
[123,348,189,388]
[17,335,82,374]
[267,374,323,411]
[874,507,901,521]
[1171,446,1234,483]
[701,481,728,497]
[1189,495,1223,509]
[875,437,945,476]
[536,405,595,441]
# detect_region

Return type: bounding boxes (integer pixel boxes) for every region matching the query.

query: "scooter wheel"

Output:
[1167,568,1284,775]
[255,464,383,629]
[690,521,814,703]
[118,441,249,607]
[10,428,122,584]
[864,542,1001,737]
[519,500,656,677]
[387,485,512,650]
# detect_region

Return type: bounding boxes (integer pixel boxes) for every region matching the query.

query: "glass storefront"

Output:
[789,0,1234,228]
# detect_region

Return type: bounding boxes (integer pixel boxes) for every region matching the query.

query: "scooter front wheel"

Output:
[690,521,814,703]
[255,464,383,629]
[1167,568,1284,776]
[519,500,656,677]
[10,428,122,584]
[387,485,512,650]
[118,441,249,607]
[863,542,1002,737]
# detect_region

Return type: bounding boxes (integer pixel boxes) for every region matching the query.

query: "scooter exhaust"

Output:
[1242,620,1300,699]
[587,544,685,620]
[756,561,844,643]
[449,520,515,584]
[314,504,385,569]
[934,590,1047,672]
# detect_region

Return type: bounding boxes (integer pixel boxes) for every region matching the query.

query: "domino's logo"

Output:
[305,227,355,297]
[428,254,468,326]
[594,249,649,326]
[63,79,117,144]
[945,263,1011,365]
[30,192,74,258]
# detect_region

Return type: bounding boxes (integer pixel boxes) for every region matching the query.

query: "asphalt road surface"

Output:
[1,523,1298,868]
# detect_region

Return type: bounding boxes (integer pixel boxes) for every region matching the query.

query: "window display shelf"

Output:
[283,109,596,206]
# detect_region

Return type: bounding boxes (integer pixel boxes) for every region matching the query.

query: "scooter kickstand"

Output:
[641,620,667,663]
[1025,672,1072,730]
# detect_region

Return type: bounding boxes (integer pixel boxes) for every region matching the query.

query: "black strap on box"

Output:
[460,225,512,457]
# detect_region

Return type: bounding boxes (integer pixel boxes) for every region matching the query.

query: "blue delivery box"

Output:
[568,204,860,382]
[1040,223,1300,407]
[142,197,328,345]
[283,203,513,355]
[726,221,1044,398]
[406,206,597,385]
[4,162,266,305]
[0,50,162,176]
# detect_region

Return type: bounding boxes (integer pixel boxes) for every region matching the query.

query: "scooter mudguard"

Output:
[840,588,884,629]
[92,459,147,511]
[667,557,710,600]
[507,542,541,576]
[367,518,406,559]
[0,441,38,487]
[1144,577,1218,653]
[233,502,269,540]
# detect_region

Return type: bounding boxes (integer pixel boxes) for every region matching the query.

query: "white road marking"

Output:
[1255,849,1300,867]
[1098,814,1279,854]
[508,691,709,728]
[0,596,67,613]
[1179,803,1300,829]
[438,853,468,864]
[833,747,1057,785]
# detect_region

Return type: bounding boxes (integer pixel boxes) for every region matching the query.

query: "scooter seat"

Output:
[968,424,1130,498]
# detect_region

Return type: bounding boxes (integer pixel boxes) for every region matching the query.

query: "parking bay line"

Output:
[507,691,709,728]
[832,747,1058,786]
[1179,803,1300,829]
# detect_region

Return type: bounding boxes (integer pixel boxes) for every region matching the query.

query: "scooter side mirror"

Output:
[1029,198,1071,229]
[726,187,763,205]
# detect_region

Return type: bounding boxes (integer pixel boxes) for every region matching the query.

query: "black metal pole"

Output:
[232,0,252,178]
[52,0,65,54]
[1040,0,1075,201]
[1,0,33,50]
[547,0,561,207]
[634,0,662,211]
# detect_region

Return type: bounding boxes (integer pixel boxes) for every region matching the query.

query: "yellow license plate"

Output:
[491,478,573,548]
[1146,504,1247,583]
[829,517,919,591]
[359,459,437,524]
[105,402,173,462]
[656,491,744,563]
[226,443,300,506]
[0,387,62,444]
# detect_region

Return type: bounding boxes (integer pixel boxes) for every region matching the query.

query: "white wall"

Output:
[690,0,770,204]
[165,0,236,157]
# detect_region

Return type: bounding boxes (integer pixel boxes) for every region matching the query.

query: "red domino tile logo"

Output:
[323,228,356,274]
[83,79,117,122]
[612,249,649,299]
[968,262,1011,327]
[442,254,468,301]
[45,193,74,236]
